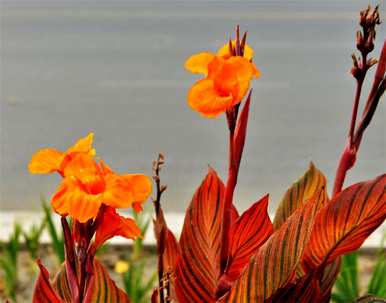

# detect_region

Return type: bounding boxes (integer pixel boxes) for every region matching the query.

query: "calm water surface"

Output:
[1,0,385,213]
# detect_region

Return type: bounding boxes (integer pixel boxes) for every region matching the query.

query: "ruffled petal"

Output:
[62,153,100,180]
[188,78,233,118]
[103,174,134,208]
[51,177,102,223]
[252,62,261,78]
[67,132,95,156]
[28,148,64,174]
[94,206,141,249]
[212,57,255,104]
[185,52,215,75]
[124,174,152,203]
[217,40,255,60]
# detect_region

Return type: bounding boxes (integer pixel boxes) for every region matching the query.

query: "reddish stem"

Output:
[220,127,237,272]
[348,78,364,146]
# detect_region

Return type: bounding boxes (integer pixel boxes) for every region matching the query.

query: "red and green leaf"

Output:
[174,168,225,303]
[33,260,62,303]
[153,207,180,302]
[273,162,327,229]
[154,208,180,274]
[34,258,131,303]
[301,174,386,272]
[83,259,130,302]
[217,195,273,297]
[222,191,321,303]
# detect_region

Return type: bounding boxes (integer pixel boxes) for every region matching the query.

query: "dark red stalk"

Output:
[221,122,237,272]
[151,154,168,303]
[332,6,383,197]
[220,27,251,273]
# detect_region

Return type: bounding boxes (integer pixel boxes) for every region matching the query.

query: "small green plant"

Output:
[41,199,65,263]
[332,233,386,302]
[0,223,21,302]
[23,220,45,260]
[120,207,157,303]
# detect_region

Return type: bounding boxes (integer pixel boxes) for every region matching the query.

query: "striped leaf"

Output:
[83,259,130,302]
[265,258,340,303]
[154,207,180,302]
[43,258,131,302]
[273,162,327,229]
[223,191,320,303]
[154,208,180,274]
[175,168,225,303]
[301,174,386,272]
[265,272,321,303]
[33,260,62,303]
[217,195,273,297]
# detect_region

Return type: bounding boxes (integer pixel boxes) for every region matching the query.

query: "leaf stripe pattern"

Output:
[48,259,130,303]
[273,162,327,229]
[33,260,62,303]
[84,259,130,303]
[217,194,273,297]
[301,174,386,272]
[223,194,320,303]
[175,168,225,303]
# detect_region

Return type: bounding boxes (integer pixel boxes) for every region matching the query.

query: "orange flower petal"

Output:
[98,159,114,175]
[210,57,255,104]
[62,153,100,180]
[28,148,64,174]
[67,132,95,156]
[185,52,215,75]
[124,174,152,203]
[217,40,254,60]
[188,78,233,118]
[51,177,102,223]
[103,174,151,209]
[103,174,134,208]
[252,62,261,78]
[94,206,141,249]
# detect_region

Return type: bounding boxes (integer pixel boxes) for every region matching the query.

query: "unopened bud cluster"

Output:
[351,6,381,80]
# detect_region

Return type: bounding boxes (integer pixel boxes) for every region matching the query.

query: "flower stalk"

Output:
[332,6,384,197]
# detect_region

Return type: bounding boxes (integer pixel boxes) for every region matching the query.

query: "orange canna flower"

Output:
[185,40,260,118]
[29,133,96,176]
[51,155,151,223]
[29,134,152,223]
[94,206,141,249]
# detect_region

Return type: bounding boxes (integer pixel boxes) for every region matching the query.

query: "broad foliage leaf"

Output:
[273,162,327,229]
[33,259,130,303]
[154,207,180,275]
[33,260,62,303]
[217,195,272,296]
[175,168,225,303]
[223,192,321,303]
[301,174,386,272]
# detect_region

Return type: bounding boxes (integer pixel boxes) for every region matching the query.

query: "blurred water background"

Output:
[1,0,385,214]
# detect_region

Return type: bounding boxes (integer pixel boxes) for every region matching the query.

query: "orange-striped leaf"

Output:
[154,207,180,302]
[301,174,386,272]
[273,162,327,229]
[265,260,340,303]
[217,195,273,297]
[83,259,130,302]
[175,168,225,303]
[154,208,180,275]
[33,260,62,303]
[49,258,130,303]
[223,193,320,303]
